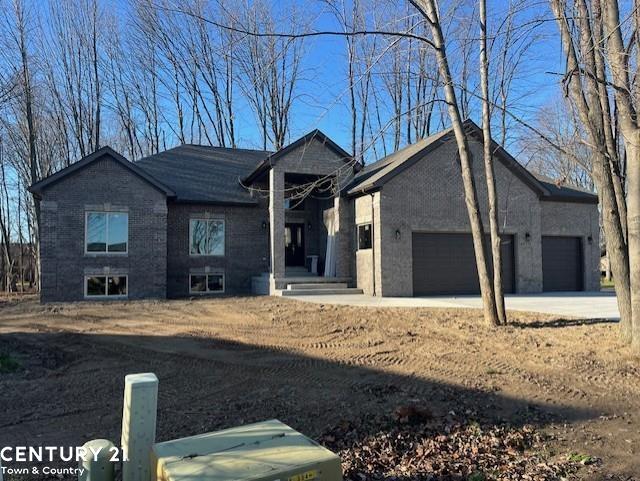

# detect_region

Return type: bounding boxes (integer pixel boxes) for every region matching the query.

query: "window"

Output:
[85,275,127,298]
[190,273,224,294]
[190,219,225,256]
[86,212,128,253]
[358,224,372,250]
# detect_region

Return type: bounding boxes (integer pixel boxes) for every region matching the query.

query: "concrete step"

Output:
[287,283,348,290]
[273,276,351,290]
[281,288,364,296]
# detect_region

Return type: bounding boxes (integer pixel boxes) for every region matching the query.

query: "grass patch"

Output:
[0,353,21,373]
[601,277,614,288]
[567,453,595,465]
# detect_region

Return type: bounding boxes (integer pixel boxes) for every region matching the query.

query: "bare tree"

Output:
[600,0,640,348]
[550,0,633,344]
[410,0,499,326]
[479,0,506,324]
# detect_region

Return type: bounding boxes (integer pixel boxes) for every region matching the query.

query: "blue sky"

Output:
[37,0,568,158]
[258,0,568,156]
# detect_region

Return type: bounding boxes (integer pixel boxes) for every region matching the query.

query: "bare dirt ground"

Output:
[0,295,638,480]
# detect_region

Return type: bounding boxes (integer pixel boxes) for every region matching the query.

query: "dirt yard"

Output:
[0,295,638,480]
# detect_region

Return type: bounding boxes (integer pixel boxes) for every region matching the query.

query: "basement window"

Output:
[85,275,127,298]
[85,212,128,253]
[190,273,225,294]
[357,224,372,250]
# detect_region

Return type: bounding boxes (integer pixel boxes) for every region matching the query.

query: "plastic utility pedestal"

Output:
[78,439,116,481]
[151,419,342,481]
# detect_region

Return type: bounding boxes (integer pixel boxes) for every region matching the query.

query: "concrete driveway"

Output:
[288,290,620,320]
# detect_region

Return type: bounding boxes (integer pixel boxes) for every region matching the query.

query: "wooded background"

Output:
[1,0,637,343]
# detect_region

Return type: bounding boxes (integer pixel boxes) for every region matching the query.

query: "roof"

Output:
[29,131,351,205]
[29,146,175,197]
[534,174,598,204]
[346,119,598,204]
[136,145,272,205]
[242,129,353,185]
[346,128,453,195]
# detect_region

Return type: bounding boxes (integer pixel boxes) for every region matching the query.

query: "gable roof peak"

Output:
[242,129,353,185]
[29,145,175,197]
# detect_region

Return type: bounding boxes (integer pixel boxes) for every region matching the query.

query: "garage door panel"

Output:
[542,236,583,292]
[412,233,515,296]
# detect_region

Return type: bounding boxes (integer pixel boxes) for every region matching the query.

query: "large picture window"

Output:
[85,275,127,298]
[86,212,128,253]
[189,273,224,294]
[190,219,225,256]
[357,224,372,250]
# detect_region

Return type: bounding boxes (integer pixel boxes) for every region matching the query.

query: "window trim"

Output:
[189,272,225,295]
[84,275,128,299]
[84,211,129,255]
[189,218,225,257]
[357,223,373,250]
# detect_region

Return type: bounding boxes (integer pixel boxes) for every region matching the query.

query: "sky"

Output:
[105,0,571,159]
[245,0,568,156]
[31,0,570,160]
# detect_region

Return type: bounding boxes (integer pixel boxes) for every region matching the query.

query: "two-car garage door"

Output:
[411,233,584,295]
[412,233,515,296]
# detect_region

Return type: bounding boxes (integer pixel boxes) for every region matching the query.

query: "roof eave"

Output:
[171,198,259,207]
[541,194,599,205]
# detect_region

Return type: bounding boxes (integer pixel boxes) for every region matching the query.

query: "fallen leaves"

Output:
[321,409,593,480]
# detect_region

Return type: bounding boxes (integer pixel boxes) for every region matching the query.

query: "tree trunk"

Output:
[550,0,633,342]
[15,0,40,292]
[479,0,507,324]
[410,0,499,326]
[601,0,640,348]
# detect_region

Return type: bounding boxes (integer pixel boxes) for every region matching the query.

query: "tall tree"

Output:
[479,0,507,324]
[410,0,500,326]
[550,0,633,344]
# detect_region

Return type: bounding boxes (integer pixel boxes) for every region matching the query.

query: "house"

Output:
[29,120,600,302]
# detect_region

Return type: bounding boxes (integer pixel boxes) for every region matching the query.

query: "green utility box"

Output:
[151,420,343,481]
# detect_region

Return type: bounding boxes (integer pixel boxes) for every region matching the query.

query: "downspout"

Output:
[370,192,376,297]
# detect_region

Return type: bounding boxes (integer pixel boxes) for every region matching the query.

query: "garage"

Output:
[412,232,515,296]
[542,236,583,291]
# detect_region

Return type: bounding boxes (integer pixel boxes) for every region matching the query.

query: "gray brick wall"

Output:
[353,136,599,296]
[541,201,600,290]
[166,202,270,297]
[39,155,168,302]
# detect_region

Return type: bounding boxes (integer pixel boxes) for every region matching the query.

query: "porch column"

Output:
[269,168,285,286]
[334,195,354,278]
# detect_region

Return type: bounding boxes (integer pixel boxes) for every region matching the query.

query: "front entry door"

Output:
[285,223,305,266]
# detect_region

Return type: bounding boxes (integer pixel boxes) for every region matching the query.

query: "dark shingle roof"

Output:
[136,144,272,205]
[534,174,598,204]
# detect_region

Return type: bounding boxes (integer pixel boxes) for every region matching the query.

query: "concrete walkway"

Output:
[288,290,620,320]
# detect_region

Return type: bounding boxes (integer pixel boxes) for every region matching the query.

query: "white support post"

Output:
[121,373,158,481]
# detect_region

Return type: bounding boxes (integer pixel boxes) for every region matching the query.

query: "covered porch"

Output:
[263,171,359,295]
[241,130,361,296]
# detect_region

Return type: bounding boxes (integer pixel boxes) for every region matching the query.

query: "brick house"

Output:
[30,120,600,302]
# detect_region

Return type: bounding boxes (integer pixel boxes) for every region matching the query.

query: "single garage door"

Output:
[412,233,515,296]
[542,236,583,291]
